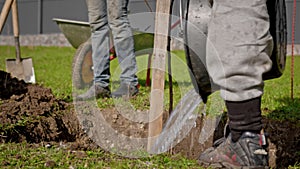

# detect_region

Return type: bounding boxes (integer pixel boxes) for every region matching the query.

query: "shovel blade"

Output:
[6,57,35,83]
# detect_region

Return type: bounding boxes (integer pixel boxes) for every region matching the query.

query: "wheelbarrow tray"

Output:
[53,18,154,51]
[53,18,91,49]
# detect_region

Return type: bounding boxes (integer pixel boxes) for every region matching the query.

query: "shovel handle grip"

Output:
[0,0,14,33]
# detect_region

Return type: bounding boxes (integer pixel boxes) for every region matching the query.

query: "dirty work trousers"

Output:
[206,0,273,102]
[85,0,138,87]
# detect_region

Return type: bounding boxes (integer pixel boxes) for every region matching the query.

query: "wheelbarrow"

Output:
[53,18,154,89]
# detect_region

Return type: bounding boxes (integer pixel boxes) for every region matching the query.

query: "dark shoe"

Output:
[76,84,111,100]
[198,131,269,169]
[111,83,139,98]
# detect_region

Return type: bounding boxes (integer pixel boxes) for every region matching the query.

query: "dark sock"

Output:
[225,97,262,142]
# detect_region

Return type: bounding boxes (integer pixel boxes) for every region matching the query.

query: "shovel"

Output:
[0,0,35,83]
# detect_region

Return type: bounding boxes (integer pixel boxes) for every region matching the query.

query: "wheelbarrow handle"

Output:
[0,0,14,33]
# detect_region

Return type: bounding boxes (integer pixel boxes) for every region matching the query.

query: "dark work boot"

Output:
[76,84,111,100]
[198,131,269,169]
[111,83,139,98]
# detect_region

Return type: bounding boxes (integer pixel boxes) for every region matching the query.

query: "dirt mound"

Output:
[0,70,88,145]
[0,70,28,99]
[0,70,299,168]
[264,118,300,168]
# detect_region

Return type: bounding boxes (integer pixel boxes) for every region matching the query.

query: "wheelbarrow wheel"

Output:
[184,0,214,103]
[72,39,93,89]
[263,0,287,80]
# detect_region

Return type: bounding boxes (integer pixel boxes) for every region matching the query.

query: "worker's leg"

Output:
[107,0,138,87]
[77,0,111,100]
[199,0,273,167]
[86,0,111,87]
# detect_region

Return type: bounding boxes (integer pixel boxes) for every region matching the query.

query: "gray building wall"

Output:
[286,0,300,44]
[0,0,157,35]
[0,0,299,44]
[1,0,88,34]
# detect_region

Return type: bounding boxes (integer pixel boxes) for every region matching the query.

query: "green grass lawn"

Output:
[0,46,299,168]
[0,46,75,100]
[0,142,202,169]
[263,56,300,121]
[1,46,298,119]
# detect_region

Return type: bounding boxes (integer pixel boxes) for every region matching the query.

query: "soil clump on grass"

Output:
[0,70,299,168]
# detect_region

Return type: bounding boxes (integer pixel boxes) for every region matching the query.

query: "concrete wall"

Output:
[0,0,157,35]
[286,0,300,44]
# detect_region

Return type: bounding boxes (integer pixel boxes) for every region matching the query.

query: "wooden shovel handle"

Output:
[12,0,21,62]
[147,0,172,151]
[12,0,19,36]
[0,0,14,33]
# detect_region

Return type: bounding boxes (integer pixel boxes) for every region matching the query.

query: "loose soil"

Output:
[0,70,299,168]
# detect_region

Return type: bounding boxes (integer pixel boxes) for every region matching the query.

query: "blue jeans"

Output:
[85,0,138,87]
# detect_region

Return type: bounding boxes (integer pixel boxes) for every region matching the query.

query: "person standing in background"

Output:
[77,0,139,100]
